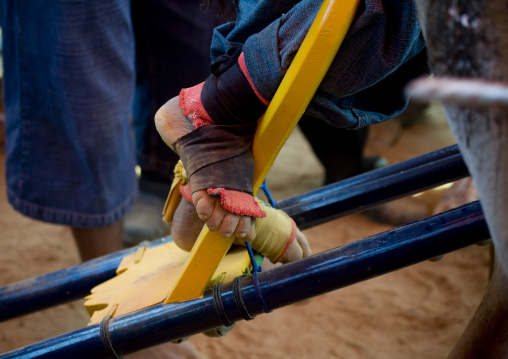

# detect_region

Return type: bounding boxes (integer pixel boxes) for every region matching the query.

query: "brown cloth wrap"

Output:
[173,124,257,195]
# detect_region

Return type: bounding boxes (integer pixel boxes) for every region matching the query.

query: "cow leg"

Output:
[415,0,508,357]
[415,0,508,280]
[447,254,508,359]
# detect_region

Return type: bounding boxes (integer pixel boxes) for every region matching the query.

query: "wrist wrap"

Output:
[174,124,256,194]
[201,53,267,126]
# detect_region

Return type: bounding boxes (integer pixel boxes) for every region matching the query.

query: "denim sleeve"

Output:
[210,0,428,128]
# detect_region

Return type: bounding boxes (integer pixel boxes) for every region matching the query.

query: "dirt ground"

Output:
[0,104,490,358]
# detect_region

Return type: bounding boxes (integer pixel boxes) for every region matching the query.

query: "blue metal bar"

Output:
[0,237,171,322]
[0,145,468,322]
[278,144,464,207]
[0,202,489,358]
[279,144,468,229]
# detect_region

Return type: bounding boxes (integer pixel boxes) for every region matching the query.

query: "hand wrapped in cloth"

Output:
[155,51,269,240]
[163,161,311,264]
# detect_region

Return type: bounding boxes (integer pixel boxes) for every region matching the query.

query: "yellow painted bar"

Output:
[165,0,360,303]
[164,227,235,303]
[252,0,360,190]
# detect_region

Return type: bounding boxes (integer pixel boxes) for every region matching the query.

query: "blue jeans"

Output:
[0,0,222,227]
[211,0,428,128]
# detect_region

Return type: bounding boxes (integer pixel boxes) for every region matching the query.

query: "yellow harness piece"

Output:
[162,160,187,224]
[85,241,256,325]
[86,158,295,325]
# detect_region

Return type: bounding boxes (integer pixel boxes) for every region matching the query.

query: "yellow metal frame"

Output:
[164,0,360,303]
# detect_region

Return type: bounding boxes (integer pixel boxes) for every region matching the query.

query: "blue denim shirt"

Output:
[210,0,427,128]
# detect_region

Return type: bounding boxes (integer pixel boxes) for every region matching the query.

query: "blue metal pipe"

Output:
[278,144,463,208]
[0,145,468,321]
[0,237,171,322]
[279,144,468,229]
[0,202,489,358]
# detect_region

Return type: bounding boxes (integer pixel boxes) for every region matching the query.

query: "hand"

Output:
[192,190,256,240]
[171,195,310,264]
[171,195,255,252]
[279,228,311,264]
[156,96,259,241]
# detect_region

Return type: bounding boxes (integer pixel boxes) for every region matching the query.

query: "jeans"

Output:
[0,0,222,227]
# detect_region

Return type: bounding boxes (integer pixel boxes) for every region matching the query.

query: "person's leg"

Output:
[132,0,225,178]
[298,114,372,184]
[72,221,124,262]
[124,0,225,246]
[0,0,137,260]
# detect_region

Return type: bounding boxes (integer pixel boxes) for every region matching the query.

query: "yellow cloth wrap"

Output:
[234,199,296,263]
[162,160,188,223]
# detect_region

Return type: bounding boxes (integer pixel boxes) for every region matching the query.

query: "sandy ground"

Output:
[0,104,490,358]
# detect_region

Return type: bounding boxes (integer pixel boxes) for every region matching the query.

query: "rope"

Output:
[406,77,508,107]
[245,242,272,314]
[228,181,274,321]
[212,273,235,328]
[260,180,277,208]
[247,181,275,313]
[232,276,256,321]
[99,306,122,359]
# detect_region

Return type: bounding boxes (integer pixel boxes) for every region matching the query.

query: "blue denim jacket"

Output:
[210,0,427,128]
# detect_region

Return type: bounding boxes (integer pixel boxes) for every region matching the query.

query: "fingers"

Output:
[281,229,311,264]
[280,243,302,264]
[245,219,257,241]
[232,216,252,239]
[192,190,253,239]
[297,229,312,258]
[214,212,240,238]
[185,190,309,264]
[193,190,216,221]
